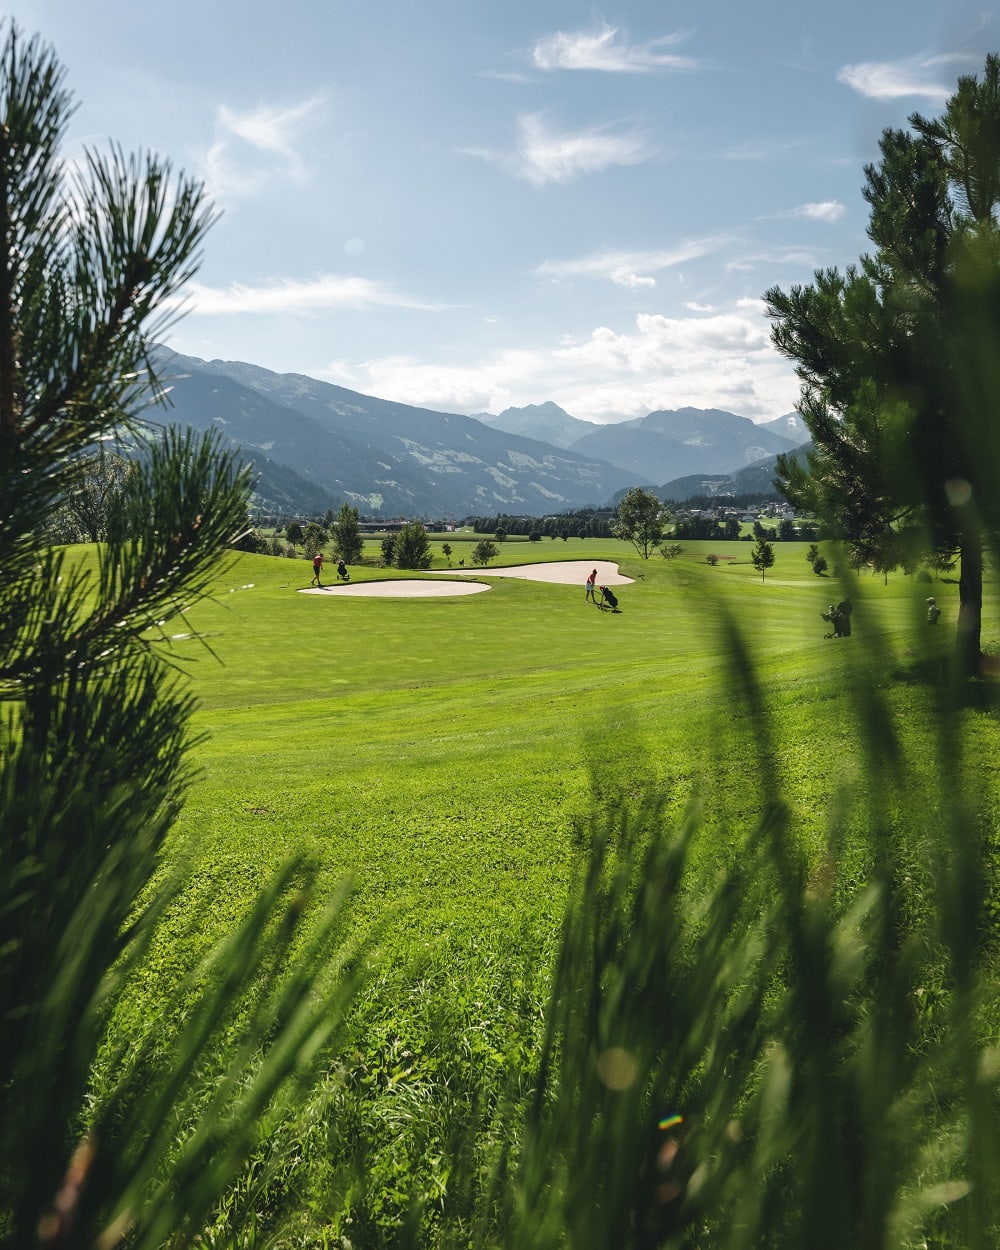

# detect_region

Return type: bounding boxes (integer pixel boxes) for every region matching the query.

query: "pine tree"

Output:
[0,25,358,1243]
[766,55,1000,675]
[751,534,775,581]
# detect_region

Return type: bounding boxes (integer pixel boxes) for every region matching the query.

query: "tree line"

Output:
[671,516,819,541]
[460,509,617,539]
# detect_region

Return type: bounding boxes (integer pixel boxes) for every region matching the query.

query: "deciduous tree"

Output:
[330,501,364,564]
[393,521,432,569]
[472,539,498,565]
[302,520,327,557]
[51,446,136,542]
[613,486,665,559]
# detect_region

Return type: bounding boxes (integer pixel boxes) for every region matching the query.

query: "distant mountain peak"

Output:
[474,401,598,450]
[568,405,807,482]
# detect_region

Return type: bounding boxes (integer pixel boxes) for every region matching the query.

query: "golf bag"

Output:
[822,598,852,638]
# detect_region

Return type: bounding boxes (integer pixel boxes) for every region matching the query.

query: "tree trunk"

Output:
[956,533,983,677]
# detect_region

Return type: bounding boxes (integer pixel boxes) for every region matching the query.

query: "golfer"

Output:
[585,568,598,603]
[311,552,324,586]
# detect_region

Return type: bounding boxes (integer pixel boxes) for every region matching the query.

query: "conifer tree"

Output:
[766,55,1000,674]
[0,24,357,1244]
[751,533,775,581]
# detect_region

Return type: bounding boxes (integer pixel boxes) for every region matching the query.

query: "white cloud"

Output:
[327,305,800,423]
[203,95,326,199]
[178,274,444,316]
[837,54,976,102]
[466,113,651,186]
[532,23,698,73]
[790,200,846,222]
[537,238,728,286]
[611,267,657,289]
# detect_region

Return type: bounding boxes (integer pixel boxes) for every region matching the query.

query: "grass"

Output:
[93,535,1000,1246]
[140,536,976,964]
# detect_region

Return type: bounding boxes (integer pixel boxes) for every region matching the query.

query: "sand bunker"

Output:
[300,579,489,598]
[437,559,632,586]
[298,560,632,599]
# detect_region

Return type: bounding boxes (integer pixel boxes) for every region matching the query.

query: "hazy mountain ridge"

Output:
[148,350,808,516]
[151,351,649,516]
[475,401,599,449]
[567,406,805,482]
[758,412,807,441]
[658,441,813,501]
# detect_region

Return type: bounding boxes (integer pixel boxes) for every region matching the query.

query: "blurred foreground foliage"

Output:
[3,21,1000,1250]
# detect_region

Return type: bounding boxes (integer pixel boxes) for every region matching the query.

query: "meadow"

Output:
[91,532,999,1247]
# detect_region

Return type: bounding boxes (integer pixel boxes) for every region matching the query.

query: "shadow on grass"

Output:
[890,650,1000,710]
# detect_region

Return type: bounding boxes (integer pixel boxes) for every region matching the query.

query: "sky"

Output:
[5,1,1000,425]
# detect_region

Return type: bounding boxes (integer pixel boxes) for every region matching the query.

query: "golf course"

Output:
[163,538,921,953]
[96,532,1000,1246]
[10,20,1000,1247]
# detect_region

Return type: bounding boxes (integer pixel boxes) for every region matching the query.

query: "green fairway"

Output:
[149,537,978,961]
[89,536,1000,1244]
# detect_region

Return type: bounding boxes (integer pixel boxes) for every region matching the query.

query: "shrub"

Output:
[393,522,433,570]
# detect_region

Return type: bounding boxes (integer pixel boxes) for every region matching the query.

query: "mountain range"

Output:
[655,445,812,503]
[145,350,808,518]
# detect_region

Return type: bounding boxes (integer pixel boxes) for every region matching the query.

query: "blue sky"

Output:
[5,1,999,423]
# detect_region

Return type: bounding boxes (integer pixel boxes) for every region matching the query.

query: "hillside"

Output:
[658,441,813,501]
[151,351,649,517]
[569,406,805,481]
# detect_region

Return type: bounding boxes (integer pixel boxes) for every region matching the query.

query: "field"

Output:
[109,535,1000,1245]
[163,539,925,946]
